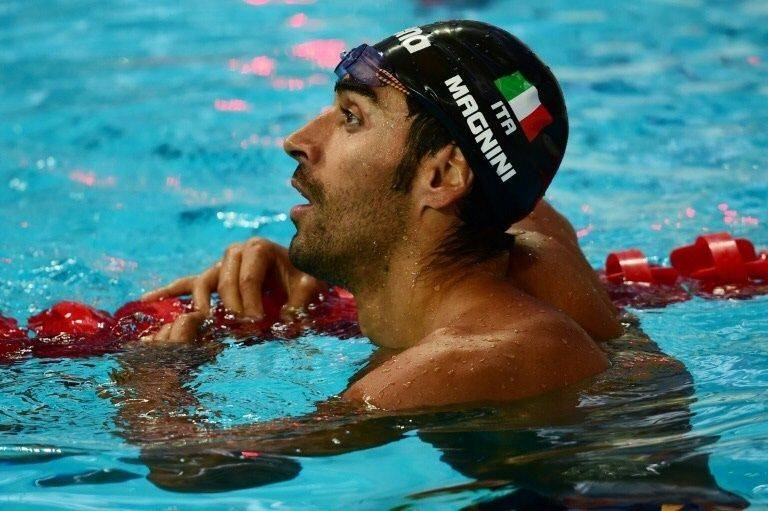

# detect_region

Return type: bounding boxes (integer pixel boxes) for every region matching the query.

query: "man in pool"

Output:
[141,20,622,410]
[118,21,750,507]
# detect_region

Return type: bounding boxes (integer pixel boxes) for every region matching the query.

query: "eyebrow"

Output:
[334,79,379,104]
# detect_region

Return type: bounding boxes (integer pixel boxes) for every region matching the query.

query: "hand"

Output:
[142,311,209,344]
[141,238,327,342]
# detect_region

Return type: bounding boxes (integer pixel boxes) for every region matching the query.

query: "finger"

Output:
[143,322,172,343]
[286,273,324,310]
[218,248,244,314]
[168,312,207,343]
[192,266,219,315]
[141,276,196,301]
[239,247,270,318]
[158,322,174,342]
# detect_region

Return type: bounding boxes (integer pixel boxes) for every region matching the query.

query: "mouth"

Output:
[290,177,313,221]
[290,178,312,204]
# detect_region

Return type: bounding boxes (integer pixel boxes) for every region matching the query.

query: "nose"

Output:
[283,109,330,165]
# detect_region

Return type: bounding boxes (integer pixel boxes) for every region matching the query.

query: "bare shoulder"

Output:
[508,229,623,342]
[343,308,608,411]
[505,200,623,342]
[509,199,579,249]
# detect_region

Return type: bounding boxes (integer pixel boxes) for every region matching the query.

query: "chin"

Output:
[287,233,307,270]
[288,231,319,276]
[288,231,349,287]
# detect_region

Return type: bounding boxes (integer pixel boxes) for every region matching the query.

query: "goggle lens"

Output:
[334,44,409,94]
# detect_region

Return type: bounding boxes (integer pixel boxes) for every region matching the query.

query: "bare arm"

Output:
[112,343,220,444]
[507,200,623,342]
[509,199,580,249]
[112,316,604,465]
[110,343,409,491]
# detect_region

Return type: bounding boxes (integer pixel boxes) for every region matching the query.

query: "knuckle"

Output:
[215,269,228,284]
[245,238,272,255]
[223,243,242,258]
[193,277,208,293]
[178,312,202,328]
[217,265,234,283]
[239,273,257,287]
[297,273,319,289]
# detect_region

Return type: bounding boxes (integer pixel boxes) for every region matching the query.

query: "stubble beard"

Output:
[288,187,408,291]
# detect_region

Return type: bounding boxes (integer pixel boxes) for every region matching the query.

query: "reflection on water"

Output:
[105,318,747,509]
[413,327,745,509]
[2,0,766,505]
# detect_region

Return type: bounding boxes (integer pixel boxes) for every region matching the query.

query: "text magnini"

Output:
[444,74,516,182]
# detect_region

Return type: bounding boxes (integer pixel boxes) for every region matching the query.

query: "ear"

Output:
[412,144,474,213]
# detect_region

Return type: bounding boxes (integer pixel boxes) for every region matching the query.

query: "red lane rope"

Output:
[603,232,768,308]
[0,232,765,362]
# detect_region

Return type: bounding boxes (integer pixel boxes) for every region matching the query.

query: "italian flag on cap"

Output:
[494,72,553,142]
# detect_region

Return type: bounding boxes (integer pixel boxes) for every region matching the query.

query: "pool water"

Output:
[1,0,767,508]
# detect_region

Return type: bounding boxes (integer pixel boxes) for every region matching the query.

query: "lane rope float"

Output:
[1,232,765,362]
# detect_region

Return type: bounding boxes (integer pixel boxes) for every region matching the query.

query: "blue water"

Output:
[1,0,767,508]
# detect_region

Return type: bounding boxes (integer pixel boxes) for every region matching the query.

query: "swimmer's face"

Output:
[283,80,413,287]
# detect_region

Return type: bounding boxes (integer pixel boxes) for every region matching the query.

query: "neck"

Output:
[346,224,509,349]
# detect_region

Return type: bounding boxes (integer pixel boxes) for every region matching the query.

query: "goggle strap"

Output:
[375,68,409,95]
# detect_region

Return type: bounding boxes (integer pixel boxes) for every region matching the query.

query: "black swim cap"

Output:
[373,20,568,229]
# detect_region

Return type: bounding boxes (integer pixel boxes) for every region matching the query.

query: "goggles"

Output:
[333,43,457,145]
[330,22,568,229]
[334,44,410,95]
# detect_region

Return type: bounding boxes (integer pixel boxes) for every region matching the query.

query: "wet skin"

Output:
[141,79,621,410]
[111,80,746,507]
[111,328,745,507]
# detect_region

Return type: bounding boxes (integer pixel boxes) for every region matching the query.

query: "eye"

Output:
[341,107,361,127]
